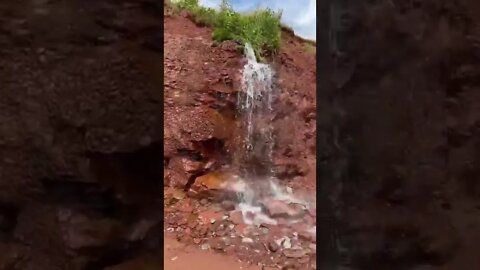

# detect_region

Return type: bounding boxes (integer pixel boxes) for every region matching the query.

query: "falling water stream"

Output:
[228,43,309,226]
[239,43,276,175]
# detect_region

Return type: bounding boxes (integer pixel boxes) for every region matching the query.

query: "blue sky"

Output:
[199,0,316,40]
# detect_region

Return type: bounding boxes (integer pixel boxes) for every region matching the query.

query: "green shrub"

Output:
[171,0,282,58]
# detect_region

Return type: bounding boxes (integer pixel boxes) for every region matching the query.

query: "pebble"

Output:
[280,237,292,249]
[201,243,210,250]
[172,189,186,200]
[268,240,280,252]
[242,237,254,244]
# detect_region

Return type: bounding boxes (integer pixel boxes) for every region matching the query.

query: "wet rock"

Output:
[221,200,236,211]
[261,199,305,219]
[229,210,244,224]
[261,199,290,217]
[234,223,250,235]
[245,211,256,221]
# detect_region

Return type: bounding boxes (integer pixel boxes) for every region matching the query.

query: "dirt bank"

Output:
[321,0,480,269]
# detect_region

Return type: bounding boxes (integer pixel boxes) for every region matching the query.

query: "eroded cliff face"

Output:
[163,6,317,194]
[163,4,318,268]
[324,0,480,269]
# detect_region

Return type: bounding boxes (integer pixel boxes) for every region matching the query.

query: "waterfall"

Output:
[237,43,277,178]
[226,43,311,226]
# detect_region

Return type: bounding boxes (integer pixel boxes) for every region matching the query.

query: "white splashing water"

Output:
[239,43,276,174]
[232,43,314,225]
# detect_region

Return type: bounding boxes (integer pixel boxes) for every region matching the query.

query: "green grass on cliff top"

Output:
[171,0,282,58]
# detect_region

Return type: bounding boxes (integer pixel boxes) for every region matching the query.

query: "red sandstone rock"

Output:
[245,211,256,221]
[261,199,291,217]
[221,200,236,211]
[229,210,244,225]
[261,199,306,219]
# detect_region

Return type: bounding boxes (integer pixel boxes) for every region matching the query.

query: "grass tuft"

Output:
[171,0,282,59]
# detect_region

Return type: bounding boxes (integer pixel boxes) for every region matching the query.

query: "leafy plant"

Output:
[171,0,282,58]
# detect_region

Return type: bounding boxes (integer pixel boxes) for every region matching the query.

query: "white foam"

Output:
[237,202,277,226]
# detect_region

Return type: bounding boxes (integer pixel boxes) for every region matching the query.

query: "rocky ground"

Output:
[164,187,317,269]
